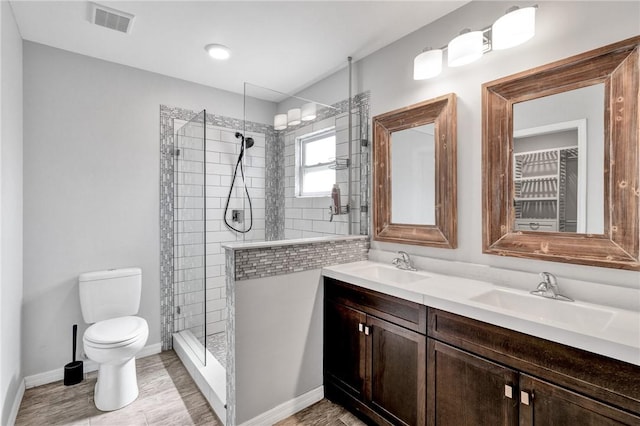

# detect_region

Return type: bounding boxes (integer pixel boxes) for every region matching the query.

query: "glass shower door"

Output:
[174,110,207,365]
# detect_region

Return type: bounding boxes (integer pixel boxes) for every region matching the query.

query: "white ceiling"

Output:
[10,1,467,101]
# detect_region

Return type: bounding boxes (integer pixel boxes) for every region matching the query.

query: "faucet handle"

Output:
[539,272,557,286]
[398,251,410,262]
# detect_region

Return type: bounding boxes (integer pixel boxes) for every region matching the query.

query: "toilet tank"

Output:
[79,268,142,323]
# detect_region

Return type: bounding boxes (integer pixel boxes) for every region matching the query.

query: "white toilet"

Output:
[79,268,149,411]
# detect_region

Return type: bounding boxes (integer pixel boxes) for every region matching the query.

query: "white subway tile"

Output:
[302,208,323,220]
[313,220,336,234]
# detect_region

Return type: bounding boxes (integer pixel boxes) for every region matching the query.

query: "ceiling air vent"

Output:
[90,3,135,34]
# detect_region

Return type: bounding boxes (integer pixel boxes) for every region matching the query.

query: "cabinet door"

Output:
[428,339,519,426]
[519,374,640,426]
[324,300,367,398]
[367,316,426,426]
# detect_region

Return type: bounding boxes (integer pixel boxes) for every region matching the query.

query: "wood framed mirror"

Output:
[482,36,639,270]
[373,93,457,248]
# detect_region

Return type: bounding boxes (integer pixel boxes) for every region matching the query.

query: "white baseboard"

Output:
[6,378,25,426]
[239,386,324,426]
[24,342,162,389]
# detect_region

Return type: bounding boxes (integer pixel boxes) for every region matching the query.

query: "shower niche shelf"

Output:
[328,157,350,170]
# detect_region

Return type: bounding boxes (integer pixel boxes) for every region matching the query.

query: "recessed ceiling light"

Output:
[205,44,231,60]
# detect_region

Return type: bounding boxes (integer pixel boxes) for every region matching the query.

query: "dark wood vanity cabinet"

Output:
[324,278,427,425]
[428,339,519,425]
[428,308,640,426]
[324,280,640,426]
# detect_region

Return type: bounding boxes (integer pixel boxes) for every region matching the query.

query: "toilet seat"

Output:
[84,316,148,348]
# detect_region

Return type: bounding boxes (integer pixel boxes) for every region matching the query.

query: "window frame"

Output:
[296,127,337,197]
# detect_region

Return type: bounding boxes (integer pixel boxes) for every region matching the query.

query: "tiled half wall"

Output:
[223,235,369,425]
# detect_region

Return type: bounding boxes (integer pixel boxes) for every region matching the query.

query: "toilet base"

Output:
[94,357,139,411]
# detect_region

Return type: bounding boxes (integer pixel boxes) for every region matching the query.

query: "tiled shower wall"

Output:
[160,105,272,350]
[283,111,361,239]
[174,122,268,341]
[174,123,265,339]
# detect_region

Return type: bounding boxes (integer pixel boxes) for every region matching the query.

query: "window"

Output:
[296,128,336,197]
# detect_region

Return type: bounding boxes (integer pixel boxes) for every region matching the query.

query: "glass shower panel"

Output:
[175,110,207,365]
[243,82,366,240]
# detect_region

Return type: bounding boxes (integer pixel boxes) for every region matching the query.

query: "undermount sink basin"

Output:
[470,289,616,331]
[352,265,430,285]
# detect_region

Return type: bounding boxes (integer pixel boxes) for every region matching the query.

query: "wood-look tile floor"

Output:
[275,399,367,426]
[15,350,363,426]
[15,351,221,426]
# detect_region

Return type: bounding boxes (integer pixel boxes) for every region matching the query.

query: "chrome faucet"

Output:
[392,251,417,271]
[530,272,574,302]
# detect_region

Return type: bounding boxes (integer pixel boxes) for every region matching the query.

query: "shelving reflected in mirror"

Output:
[512,84,604,234]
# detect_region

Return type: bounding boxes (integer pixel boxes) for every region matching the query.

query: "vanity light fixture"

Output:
[301,102,317,121]
[272,102,318,131]
[413,5,537,80]
[274,114,288,131]
[414,48,443,80]
[447,29,484,67]
[205,43,231,60]
[492,6,536,50]
[287,108,302,126]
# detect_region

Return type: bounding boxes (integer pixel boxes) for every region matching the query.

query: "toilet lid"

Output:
[84,316,148,345]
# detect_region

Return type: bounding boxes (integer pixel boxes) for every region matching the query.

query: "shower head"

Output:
[235,132,254,149]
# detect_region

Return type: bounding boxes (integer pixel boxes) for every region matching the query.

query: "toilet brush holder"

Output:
[64,324,83,386]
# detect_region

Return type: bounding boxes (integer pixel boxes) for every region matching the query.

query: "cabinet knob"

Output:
[358,323,364,333]
[504,384,513,399]
[364,326,370,336]
[520,391,532,406]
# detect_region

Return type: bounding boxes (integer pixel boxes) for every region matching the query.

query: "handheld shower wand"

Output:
[224,132,254,233]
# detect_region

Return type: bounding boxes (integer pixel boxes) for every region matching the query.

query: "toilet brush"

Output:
[64,324,83,386]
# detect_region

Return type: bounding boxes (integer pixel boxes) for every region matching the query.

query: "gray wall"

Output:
[21,41,272,378]
[235,269,323,424]
[1,1,24,424]
[295,1,639,290]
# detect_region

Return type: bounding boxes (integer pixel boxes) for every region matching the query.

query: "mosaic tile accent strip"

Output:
[265,127,284,241]
[225,247,237,426]
[232,237,369,281]
[356,92,371,236]
[159,107,176,351]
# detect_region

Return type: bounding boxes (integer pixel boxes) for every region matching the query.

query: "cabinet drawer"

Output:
[428,308,640,415]
[514,219,557,231]
[325,278,427,334]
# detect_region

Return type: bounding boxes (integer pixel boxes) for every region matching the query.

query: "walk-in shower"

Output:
[159,81,370,422]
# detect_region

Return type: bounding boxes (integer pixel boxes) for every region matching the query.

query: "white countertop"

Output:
[322,260,640,366]
[223,235,366,250]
